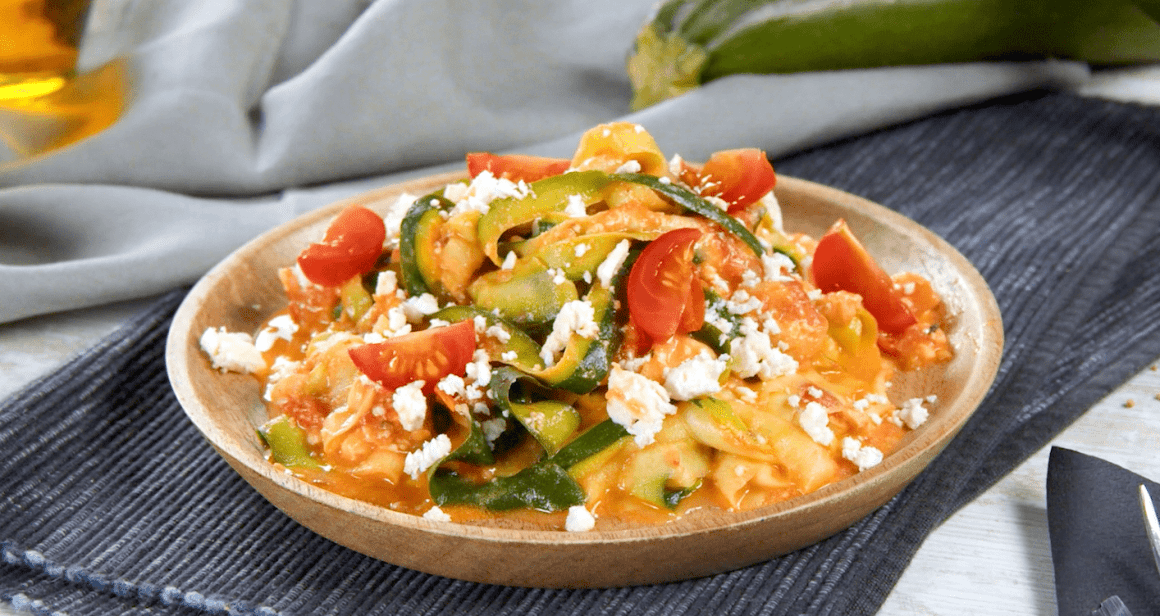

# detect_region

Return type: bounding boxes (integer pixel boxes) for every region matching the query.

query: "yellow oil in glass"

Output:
[0,0,124,157]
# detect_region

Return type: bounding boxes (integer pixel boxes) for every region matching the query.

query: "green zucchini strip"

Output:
[611,172,764,256]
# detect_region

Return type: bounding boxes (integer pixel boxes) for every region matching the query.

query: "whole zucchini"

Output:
[627,0,1160,110]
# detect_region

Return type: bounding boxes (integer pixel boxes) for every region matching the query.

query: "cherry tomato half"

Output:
[700,148,776,212]
[627,228,706,344]
[810,220,917,335]
[297,205,386,287]
[348,319,477,393]
[466,153,571,183]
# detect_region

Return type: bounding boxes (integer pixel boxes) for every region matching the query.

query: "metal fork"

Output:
[1092,485,1160,616]
[1139,484,1160,577]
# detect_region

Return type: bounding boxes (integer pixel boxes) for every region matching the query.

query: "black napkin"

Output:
[3,92,1160,615]
[1049,448,1160,616]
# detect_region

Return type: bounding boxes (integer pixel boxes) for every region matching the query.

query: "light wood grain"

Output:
[164,172,1004,588]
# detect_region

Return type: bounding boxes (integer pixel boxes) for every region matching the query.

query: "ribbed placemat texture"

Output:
[2,92,1159,615]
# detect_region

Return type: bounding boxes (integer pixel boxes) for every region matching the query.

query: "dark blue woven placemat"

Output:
[3,91,1159,615]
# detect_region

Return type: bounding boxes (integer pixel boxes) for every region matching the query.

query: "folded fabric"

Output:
[1049,448,1160,616]
[3,92,1160,615]
[0,0,1088,323]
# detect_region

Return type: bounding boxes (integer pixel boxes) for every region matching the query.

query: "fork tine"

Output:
[1137,484,1160,576]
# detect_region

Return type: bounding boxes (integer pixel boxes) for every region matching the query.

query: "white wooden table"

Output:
[3,67,1159,616]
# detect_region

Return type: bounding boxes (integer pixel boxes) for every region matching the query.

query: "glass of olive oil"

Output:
[0,0,124,157]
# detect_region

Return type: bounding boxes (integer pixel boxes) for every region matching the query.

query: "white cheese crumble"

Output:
[480,417,507,446]
[663,351,729,401]
[564,194,588,218]
[422,505,451,522]
[757,191,783,233]
[465,349,492,389]
[404,433,451,479]
[798,401,834,446]
[539,300,599,368]
[500,350,518,362]
[605,365,676,447]
[484,324,511,343]
[761,252,795,282]
[898,398,930,429]
[841,437,884,471]
[401,293,440,322]
[574,243,589,258]
[392,381,428,431]
[200,327,266,374]
[725,290,763,315]
[500,250,517,271]
[614,160,642,174]
[565,505,596,532]
[375,270,399,297]
[383,193,416,248]
[254,314,298,352]
[448,171,532,216]
[382,305,412,337]
[729,330,798,380]
[595,239,631,287]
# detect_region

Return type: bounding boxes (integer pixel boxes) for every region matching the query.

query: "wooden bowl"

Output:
[166,171,1003,588]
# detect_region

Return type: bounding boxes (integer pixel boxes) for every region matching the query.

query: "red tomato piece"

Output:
[810,220,917,335]
[297,205,386,287]
[700,148,776,212]
[627,228,706,344]
[348,320,477,393]
[466,153,571,183]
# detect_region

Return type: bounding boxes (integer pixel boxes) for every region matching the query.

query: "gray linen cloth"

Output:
[0,0,1087,323]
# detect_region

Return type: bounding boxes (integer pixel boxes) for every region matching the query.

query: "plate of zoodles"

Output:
[167,122,1003,587]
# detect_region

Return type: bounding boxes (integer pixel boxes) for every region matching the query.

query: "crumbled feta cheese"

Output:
[484,324,511,343]
[500,250,518,271]
[401,293,440,322]
[786,394,801,408]
[564,194,588,218]
[757,191,783,233]
[898,398,930,429]
[449,171,533,216]
[480,417,507,446]
[254,314,298,352]
[574,243,590,258]
[428,319,452,329]
[392,381,428,431]
[729,331,798,380]
[705,195,730,211]
[540,300,599,367]
[500,350,518,362]
[375,271,399,297]
[798,401,834,446]
[263,356,300,401]
[465,349,491,389]
[761,252,795,282]
[363,332,385,344]
[725,290,763,315]
[383,305,411,337]
[739,268,761,288]
[663,351,728,401]
[614,160,642,174]
[404,433,451,479]
[605,366,676,447]
[841,437,884,471]
[734,386,757,403]
[565,505,596,532]
[423,505,451,522]
[436,373,466,398]
[807,386,824,399]
[200,327,266,374]
[548,267,568,285]
[595,239,631,287]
